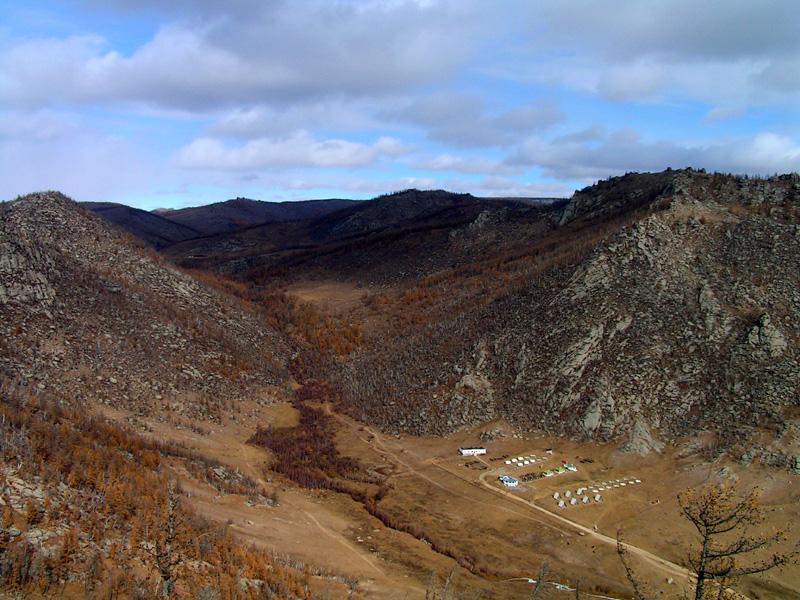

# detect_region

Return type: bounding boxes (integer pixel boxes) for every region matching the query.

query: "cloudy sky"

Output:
[2,1,800,209]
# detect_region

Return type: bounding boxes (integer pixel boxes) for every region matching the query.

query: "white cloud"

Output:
[4,1,800,207]
[207,101,388,139]
[513,1,800,105]
[1,2,488,110]
[508,128,800,181]
[414,154,524,176]
[0,109,77,140]
[389,92,566,148]
[0,117,158,202]
[453,176,571,198]
[344,176,440,193]
[174,131,410,170]
[703,107,745,122]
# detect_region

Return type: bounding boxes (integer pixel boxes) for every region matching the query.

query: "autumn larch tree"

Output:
[678,481,799,599]
[618,481,800,600]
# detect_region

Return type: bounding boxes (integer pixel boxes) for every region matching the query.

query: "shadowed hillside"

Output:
[81,202,201,249]
[154,197,359,235]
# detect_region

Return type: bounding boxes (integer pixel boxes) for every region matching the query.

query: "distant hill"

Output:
[81,201,201,249]
[164,189,544,281]
[153,197,359,235]
[84,197,360,249]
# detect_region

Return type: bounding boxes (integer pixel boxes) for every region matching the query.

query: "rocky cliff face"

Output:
[336,171,800,460]
[0,192,291,421]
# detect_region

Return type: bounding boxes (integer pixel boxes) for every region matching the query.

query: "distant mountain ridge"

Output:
[83,192,553,257]
[82,196,360,249]
[162,189,550,281]
[153,197,360,235]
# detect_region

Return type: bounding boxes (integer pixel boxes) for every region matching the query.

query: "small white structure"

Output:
[459,447,486,456]
[558,500,566,508]
[523,460,530,465]
[517,456,524,461]
[564,490,572,498]
[582,496,590,504]
[570,497,578,506]
[499,475,518,487]
[553,492,560,500]
[594,494,602,502]
[511,458,518,462]
[635,479,641,483]
[576,487,585,496]
[505,460,512,465]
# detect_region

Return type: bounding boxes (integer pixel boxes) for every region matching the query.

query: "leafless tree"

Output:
[139,480,190,599]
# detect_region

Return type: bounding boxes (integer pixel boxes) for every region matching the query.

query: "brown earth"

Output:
[110,390,800,600]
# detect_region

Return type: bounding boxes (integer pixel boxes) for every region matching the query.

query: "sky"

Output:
[2,1,800,210]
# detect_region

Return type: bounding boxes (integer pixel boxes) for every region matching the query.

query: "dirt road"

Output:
[330,406,693,589]
[476,470,692,584]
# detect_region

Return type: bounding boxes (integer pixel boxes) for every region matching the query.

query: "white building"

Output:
[458,447,487,456]
[499,475,518,487]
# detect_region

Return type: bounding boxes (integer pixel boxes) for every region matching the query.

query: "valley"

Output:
[124,384,800,600]
[2,171,800,598]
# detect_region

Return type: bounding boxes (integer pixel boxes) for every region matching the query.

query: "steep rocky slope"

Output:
[333,171,800,461]
[0,192,291,422]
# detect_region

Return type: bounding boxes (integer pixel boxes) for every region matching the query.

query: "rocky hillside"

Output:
[331,171,800,461]
[0,192,291,423]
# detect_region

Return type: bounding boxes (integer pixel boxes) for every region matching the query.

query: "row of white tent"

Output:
[504,455,543,466]
[588,477,641,494]
[557,495,601,507]
[552,476,643,507]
